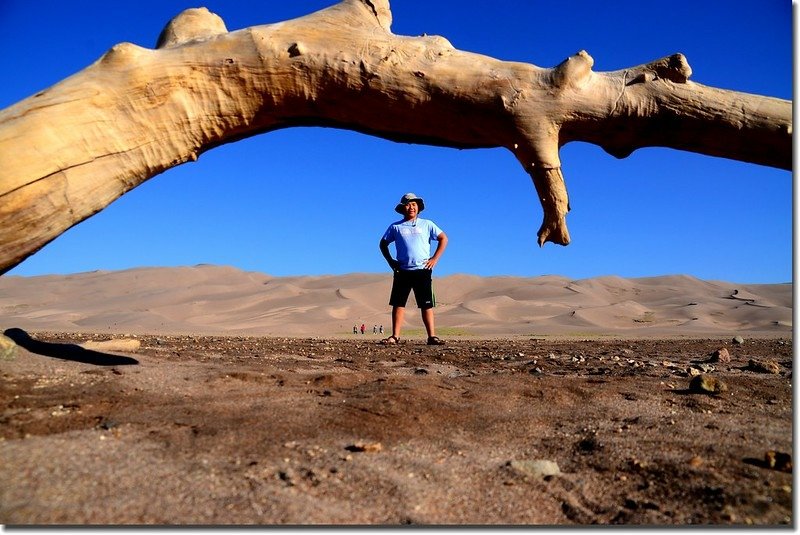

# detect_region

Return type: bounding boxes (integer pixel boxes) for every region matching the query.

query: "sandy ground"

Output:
[0,266,793,525]
[0,265,791,338]
[0,331,792,525]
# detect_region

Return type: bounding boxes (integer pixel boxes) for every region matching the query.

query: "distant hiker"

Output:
[379,192,448,346]
[379,325,384,335]
[353,325,358,334]
[373,324,378,334]
[360,323,366,335]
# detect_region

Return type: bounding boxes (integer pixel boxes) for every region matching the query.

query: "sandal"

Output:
[427,336,445,346]
[381,335,400,345]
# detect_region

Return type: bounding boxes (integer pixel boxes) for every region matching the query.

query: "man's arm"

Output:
[379,239,400,271]
[425,232,448,270]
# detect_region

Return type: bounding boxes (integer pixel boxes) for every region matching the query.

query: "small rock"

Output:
[345,442,382,453]
[688,456,704,468]
[709,347,731,363]
[0,334,17,360]
[278,469,295,485]
[507,459,561,479]
[747,359,780,374]
[689,374,728,395]
[765,450,792,473]
[577,435,603,453]
[623,498,659,511]
[628,458,648,471]
[96,418,118,430]
[720,505,738,523]
[688,363,715,375]
[732,336,744,345]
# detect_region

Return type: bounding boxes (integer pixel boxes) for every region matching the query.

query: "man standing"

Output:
[379,193,448,345]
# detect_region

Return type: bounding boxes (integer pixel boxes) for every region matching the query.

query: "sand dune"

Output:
[0,265,791,337]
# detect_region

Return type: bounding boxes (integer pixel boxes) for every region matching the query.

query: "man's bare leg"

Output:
[391,306,405,338]
[421,307,435,338]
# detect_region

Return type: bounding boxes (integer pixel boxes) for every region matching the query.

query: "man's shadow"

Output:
[4,328,139,366]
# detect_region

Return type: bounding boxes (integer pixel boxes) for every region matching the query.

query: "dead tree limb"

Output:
[0,0,791,274]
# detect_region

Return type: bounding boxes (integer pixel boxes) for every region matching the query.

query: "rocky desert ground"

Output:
[0,266,793,525]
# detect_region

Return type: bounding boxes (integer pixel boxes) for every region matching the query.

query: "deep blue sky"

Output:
[1,0,793,283]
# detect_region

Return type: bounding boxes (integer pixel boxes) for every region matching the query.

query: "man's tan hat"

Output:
[395,192,425,214]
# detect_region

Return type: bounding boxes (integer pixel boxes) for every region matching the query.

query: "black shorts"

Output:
[389,269,436,309]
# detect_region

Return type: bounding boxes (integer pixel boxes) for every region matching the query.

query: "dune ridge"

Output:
[0,265,791,337]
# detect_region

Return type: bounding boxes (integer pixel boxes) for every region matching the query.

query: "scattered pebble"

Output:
[96,418,118,430]
[689,363,715,375]
[623,498,660,511]
[689,374,728,395]
[747,359,780,374]
[345,442,382,453]
[764,450,792,473]
[0,335,17,361]
[628,458,648,471]
[709,347,731,363]
[507,459,560,479]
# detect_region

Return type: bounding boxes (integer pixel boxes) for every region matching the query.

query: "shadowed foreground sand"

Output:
[0,266,793,525]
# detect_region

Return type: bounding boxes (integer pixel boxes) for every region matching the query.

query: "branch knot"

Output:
[645,53,692,83]
[156,8,228,49]
[551,50,594,91]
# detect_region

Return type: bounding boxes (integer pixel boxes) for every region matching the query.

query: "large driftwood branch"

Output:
[0,0,791,275]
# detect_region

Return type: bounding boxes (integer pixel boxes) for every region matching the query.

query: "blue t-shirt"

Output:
[382,217,444,270]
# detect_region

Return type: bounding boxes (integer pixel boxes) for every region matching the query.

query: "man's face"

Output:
[403,201,419,219]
